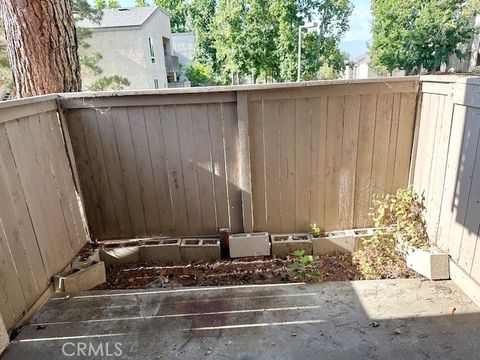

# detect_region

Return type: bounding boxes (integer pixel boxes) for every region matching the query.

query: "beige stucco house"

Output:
[171,32,195,82]
[78,6,179,90]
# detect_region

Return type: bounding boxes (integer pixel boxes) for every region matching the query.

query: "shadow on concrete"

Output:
[2,279,479,359]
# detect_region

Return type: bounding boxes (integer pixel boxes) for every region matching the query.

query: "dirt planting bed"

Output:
[94,253,418,290]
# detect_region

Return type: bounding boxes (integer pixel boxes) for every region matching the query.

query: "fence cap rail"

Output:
[58,76,420,100]
[420,75,480,85]
[0,93,58,110]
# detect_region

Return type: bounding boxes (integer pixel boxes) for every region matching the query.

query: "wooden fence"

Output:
[61,78,419,240]
[413,76,480,284]
[0,96,88,332]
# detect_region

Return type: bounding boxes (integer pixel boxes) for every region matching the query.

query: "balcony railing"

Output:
[164,52,179,73]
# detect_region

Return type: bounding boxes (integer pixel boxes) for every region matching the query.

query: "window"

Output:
[154,79,159,89]
[148,37,155,63]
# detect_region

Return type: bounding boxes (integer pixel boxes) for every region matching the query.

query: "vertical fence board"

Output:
[354,94,377,227]
[223,102,243,233]
[208,103,231,231]
[112,108,147,236]
[81,109,118,239]
[176,105,203,234]
[263,101,282,233]
[325,96,344,230]
[129,107,162,235]
[68,110,105,237]
[144,106,175,234]
[190,104,217,234]
[96,110,134,238]
[339,95,360,228]
[309,97,327,229]
[159,105,189,234]
[278,100,296,233]
[250,101,267,231]
[371,94,394,198]
[393,93,416,190]
[0,99,88,332]
[63,80,417,239]
[294,98,311,232]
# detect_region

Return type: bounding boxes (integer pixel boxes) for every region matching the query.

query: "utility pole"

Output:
[297,21,319,82]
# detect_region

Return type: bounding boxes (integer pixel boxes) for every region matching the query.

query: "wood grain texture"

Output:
[0,106,87,332]
[413,78,480,285]
[64,83,417,238]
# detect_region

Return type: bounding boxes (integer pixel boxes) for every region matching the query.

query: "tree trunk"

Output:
[0,0,81,98]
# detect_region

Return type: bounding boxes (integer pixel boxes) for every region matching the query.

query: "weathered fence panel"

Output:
[246,80,418,233]
[0,96,88,332]
[413,77,480,285]
[62,93,243,239]
[62,78,418,240]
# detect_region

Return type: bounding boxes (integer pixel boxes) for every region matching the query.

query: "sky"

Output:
[92,0,371,59]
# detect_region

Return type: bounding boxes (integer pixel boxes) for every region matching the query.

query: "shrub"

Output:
[354,187,429,279]
[185,62,214,87]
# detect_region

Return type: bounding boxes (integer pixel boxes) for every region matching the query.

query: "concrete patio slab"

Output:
[2,279,479,359]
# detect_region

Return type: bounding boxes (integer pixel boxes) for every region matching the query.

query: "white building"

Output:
[77,6,179,90]
[344,54,405,79]
[171,32,195,77]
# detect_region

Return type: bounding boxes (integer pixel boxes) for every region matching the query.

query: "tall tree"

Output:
[95,0,107,9]
[154,0,190,32]
[190,0,217,69]
[209,0,352,83]
[211,0,248,82]
[0,0,81,97]
[371,0,476,74]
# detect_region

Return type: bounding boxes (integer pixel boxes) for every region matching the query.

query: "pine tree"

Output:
[73,0,130,90]
[0,0,82,97]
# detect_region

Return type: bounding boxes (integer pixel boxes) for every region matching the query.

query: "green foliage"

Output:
[204,0,352,83]
[72,0,130,90]
[107,0,121,8]
[94,0,107,9]
[154,0,190,32]
[288,250,322,281]
[370,187,429,251]
[354,187,429,279]
[87,75,130,90]
[310,223,323,237]
[185,62,214,86]
[0,23,12,88]
[371,0,477,74]
[135,0,150,6]
[190,0,217,72]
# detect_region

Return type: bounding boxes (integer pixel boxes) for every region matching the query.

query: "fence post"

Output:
[236,91,254,232]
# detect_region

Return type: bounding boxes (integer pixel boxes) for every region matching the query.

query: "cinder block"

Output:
[311,230,356,255]
[0,313,8,355]
[229,232,270,258]
[180,238,220,262]
[54,261,106,293]
[353,228,376,251]
[65,248,100,271]
[271,234,312,257]
[100,245,140,265]
[139,238,181,264]
[406,248,450,280]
